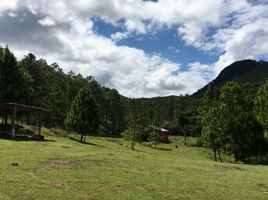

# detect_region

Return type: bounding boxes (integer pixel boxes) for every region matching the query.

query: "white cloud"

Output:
[38,16,55,26]
[0,0,19,15]
[168,46,180,53]
[0,0,267,97]
[111,31,133,43]
[9,13,17,17]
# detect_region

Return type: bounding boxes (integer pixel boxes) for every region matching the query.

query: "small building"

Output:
[0,102,48,138]
[144,126,169,141]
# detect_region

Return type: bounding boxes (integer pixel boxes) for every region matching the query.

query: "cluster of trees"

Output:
[0,46,126,136]
[140,95,201,134]
[2,46,268,164]
[199,81,268,164]
[0,46,200,138]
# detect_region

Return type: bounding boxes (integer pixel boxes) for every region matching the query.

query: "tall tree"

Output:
[148,120,163,149]
[124,99,145,150]
[177,111,190,145]
[254,79,268,130]
[0,46,33,104]
[200,82,222,161]
[201,81,266,162]
[0,46,33,123]
[65,87,101,142]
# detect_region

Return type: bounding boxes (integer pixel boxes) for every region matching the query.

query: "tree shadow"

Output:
[0,134,56,142]
[156,147,172,151]
[69,137,106,148]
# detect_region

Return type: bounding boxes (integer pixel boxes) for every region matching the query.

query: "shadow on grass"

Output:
[156,147,172,151]
[0,134,57,142]
[69,137,106,148]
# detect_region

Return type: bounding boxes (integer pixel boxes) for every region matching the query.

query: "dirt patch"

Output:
[38,158,77,172]
[37,155,122,172]
[258,184,268,195]
[259,187,268,195]
[224,166,244,171]
[62,146,71,148]
[82,159,108,163]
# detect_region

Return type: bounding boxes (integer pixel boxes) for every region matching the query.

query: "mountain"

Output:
[192,60,268,98]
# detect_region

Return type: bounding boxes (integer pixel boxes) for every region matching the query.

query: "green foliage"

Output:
[176,110,196,145]
[254,79,268,130]
[147,120,164,149]
[200,81,267,163]
[0,46,33,104]
[200,82,222,161]
[124,98,145,150]
[65,87,101,142]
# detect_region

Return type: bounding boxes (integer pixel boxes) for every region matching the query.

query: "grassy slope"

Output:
[0,127,268,200]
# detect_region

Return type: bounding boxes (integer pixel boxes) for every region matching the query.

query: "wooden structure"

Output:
[0,103,49,138]
[144,126,169,141]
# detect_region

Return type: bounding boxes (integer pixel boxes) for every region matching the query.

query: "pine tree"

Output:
[124,99,145,150]
[65,87,101,142]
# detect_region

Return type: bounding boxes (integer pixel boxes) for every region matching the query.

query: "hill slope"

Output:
[1,126,268,199]
[192,60,268,98]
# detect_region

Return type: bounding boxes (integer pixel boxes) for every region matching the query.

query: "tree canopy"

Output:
[65,87,101,142]
[124,99,146,150]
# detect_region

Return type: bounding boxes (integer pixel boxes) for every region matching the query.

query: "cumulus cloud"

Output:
[9,13,17,17]
[0,0,267,97]
[38,16,55,26]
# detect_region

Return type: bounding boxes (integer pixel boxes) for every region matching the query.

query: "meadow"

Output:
[0,126,268,200]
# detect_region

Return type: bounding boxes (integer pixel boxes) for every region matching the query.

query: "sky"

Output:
[0,0,268,98]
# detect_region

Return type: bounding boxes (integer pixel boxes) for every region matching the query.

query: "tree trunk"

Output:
[5,114,8,124]
[27,113,30,125]
[4,114,7,124]
[183,129,187,145]
[234,151,238,162]
[80,133,84,142]
[214,150,217,162]
[218,150,222,162]
[105,110,107,123]
[155,142,156,149]
[131,142,134,150]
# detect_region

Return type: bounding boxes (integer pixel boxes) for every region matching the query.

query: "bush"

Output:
[245,154,268,165]
[195,137,203,147]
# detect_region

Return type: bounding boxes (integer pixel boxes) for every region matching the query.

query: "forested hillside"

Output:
[1,46,268,164]
[0,46,201,136]
[0,46,126,136]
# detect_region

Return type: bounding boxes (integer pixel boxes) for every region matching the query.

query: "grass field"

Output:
[0,125,268,200]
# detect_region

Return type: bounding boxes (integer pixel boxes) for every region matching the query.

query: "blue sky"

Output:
[0,0,268,97]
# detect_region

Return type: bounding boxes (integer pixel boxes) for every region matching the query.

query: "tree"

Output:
[0,46,33,104]
[65,87,101,142]
[108,89,125,135]
[254,79,268,130]
[201,81,266,162]
[177,111,190,145]
[200,82,223,161]
[20,54,68,127]
[124,99,145,150]
[0,46,33,124]
[148,120,163,149]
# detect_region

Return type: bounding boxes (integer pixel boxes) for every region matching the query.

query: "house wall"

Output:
[144,128,169,141]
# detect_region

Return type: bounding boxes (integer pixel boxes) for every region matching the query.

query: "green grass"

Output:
[0,126,268,199]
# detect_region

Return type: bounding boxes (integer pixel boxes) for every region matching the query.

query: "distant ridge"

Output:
[192,60,268,98]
